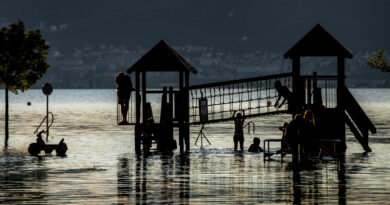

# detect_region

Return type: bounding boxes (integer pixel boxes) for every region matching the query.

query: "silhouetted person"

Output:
[116,72,134,125]
[301,109,318,153]
[248,137,263,152]
[36,130,45,146]
[285,114,303,153]
[56,138,68,156]
[28,130,46,156]
[233,110,245,151]
[276,122,289,154]
[274,80,293,110]
[142,117,155,154]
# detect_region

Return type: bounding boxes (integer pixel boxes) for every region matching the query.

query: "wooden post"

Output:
[311,72,318,106]
[135,71,141,154]
[307,76,312,107]
[337,56,346,148]
[169,87,174,142]
[142,71,147,123]
[292,57,301,114]
[185,71,190,152]
[179,71,184,153]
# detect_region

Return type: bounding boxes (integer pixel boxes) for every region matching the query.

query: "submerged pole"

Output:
[135,71,141,154]
[42,83,53,143]
[46,94,49,142]
[5,88,9,147]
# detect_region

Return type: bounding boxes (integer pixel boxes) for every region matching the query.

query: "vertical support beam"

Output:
[135,71,141,154]
[185,71,190,152]
[168,87,174,142]
[337,56,346,148]
[307,76,312,107]
[142,71,147,123]
[313,72,317,92]
[311,72,318,106]
[292,57,301,115]
[337,56,345,107]
[179,71,184,153]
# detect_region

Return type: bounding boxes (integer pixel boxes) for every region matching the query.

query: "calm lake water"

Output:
[0,89,389,204]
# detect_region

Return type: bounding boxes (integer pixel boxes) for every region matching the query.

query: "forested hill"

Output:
[1,0,389,88]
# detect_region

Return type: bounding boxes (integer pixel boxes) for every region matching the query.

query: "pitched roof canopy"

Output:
[284,24,353,59]
[127,40,197,74]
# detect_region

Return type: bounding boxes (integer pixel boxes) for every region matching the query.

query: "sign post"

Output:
[42,83,53,142]
[199,97,208,123]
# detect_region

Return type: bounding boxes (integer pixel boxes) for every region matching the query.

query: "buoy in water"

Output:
[27,101,31,106]
[267,101,272,107]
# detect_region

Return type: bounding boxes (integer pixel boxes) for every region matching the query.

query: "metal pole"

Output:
[46,95,49,142]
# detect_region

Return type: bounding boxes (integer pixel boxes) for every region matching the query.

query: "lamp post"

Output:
[42,83,53,142]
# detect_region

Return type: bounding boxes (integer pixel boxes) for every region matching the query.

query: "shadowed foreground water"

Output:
[0,89,390,204]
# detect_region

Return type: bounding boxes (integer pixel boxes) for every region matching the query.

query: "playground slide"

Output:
[344,87,376,152]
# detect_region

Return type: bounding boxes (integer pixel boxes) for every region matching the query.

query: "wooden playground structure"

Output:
[119,24,376,156]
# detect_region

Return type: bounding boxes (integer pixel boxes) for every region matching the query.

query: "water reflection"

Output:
[115,152,352,204]
[116,154,191,204]
[338,155,346,205]
[288,155,348,205]
[117,158,131,201]
[0,156,48,204]
[176,154,190,204]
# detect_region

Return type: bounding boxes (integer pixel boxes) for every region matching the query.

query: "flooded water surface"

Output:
[0,89,389,204]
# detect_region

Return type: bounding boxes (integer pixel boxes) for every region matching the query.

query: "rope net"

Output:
[189,73,292,124]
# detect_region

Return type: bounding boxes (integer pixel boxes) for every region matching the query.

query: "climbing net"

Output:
[189,73,292,124]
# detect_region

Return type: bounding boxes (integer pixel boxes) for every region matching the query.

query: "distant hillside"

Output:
[1,0,389,88]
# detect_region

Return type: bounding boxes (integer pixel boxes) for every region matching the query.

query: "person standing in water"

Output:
[116,72,134,125]
[233,110,245,151]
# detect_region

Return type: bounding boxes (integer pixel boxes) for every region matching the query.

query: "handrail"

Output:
[189,72,293,90]
[243,121,255,134]
[344,87,376,134]
[190,110,288,125]
[301,75,338,79]
[34,112,54,135]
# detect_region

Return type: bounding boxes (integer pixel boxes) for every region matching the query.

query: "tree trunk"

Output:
[5,87,9,147]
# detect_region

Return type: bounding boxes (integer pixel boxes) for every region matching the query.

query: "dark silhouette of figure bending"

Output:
[274,80,293,109]
[116,72,134,125]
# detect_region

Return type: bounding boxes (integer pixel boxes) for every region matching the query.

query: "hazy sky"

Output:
[1,0,389,53]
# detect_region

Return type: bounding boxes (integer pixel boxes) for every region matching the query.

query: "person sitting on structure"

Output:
[301,109,318,154]
[116,72,134,125]
[36,130,46,148]
[248,137,264,153]
[285,114,303,153]
[28,130,46,156]
[274,80,293,110]
[233,110,245,151]
[142,117,155,154]
[56,138,68,156]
